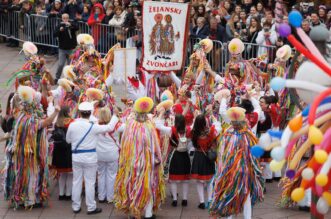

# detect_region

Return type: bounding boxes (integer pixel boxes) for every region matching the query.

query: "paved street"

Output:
[0,43,327,219]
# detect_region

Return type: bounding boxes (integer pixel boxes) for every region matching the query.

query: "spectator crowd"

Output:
[0,0,331,58]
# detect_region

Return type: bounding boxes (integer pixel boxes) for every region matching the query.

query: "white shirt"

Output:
[97,123,125,162]
[66,116,119,163]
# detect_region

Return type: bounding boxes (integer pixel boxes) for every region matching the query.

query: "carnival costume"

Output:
[209,107,264,218]
[114,97,165,218]
[4,86,51,208]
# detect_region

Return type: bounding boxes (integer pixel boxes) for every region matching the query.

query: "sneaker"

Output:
[73,208,81,214]
[181,200,187,206]
[198,203,205,209]
[87,208,102,215]
[171,200,177,207]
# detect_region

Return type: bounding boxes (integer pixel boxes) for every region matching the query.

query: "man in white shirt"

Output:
[66,102,119,215]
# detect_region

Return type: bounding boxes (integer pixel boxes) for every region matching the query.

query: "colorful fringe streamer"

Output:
[114,119,166,217]
[209,126,264,217]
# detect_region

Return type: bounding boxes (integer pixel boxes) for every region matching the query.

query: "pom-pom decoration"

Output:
[228,38,244,55]
[226,107,246,122]
[291,187,305,202]
[134,97,154,114]
[160,90,174,102]
[63,65,77,81]
[156,99,174,111]
[277,23,291,37]
[22,41,38,56]
[18,85,36,104]
[58,78,75,92]
[276,45,292,61]
[77,33,94,45]
[86,88,104,101]
[199,39,213,53]
[288,11,303,28]
[250,145,265,158]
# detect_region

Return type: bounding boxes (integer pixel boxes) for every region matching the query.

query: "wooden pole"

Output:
[124,48,127,99]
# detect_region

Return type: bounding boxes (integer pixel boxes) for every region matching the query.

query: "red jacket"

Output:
[87,3,105,46]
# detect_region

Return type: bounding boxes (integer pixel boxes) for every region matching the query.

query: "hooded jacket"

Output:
[87,3,105,46]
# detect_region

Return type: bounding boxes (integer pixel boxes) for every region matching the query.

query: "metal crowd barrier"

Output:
[0,12,281,73]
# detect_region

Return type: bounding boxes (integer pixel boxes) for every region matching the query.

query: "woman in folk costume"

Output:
[114,97,165,219]
[155,108,191,207]
[209,107,264,219]
[173,85,197,126]
[51,106,73,201]
[4,86,60,208]
[96,107,124,203]
[191,114,221,209]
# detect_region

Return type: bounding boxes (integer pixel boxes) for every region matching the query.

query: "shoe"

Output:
[87,208,102,215]
[54,78,59,85]
[99,199,107,203]
[59,195,66,200]
[273,177,281,182]
[144,215,156,219]
[182,200,187,206]
[171,200,177,207]
[65,195,71,201]
[299,206,310,212]
[73,208,81,214]
[266,179,273,183]
[264,187,267,194]
[198,203,205,209]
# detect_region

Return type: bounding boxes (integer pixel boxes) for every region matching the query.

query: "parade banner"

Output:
[113,48,137,84]
[141,1,190,72]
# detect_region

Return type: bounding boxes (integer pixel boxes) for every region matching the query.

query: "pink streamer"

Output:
[296,28,329,66]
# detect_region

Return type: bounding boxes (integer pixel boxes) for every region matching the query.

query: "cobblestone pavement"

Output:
[0,43,328,219]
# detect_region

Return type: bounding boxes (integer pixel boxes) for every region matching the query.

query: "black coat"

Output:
[63,1,83,20]
[205,24,227,43]
[52,126,72,170]
[54,21,78,50]
[191,24,209,39]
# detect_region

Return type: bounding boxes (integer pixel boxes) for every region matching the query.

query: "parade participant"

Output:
[174,85,196,126]
[114,97,165,219]
[191,114,221,209]
[257,96,273,184]
[4,86,60,208]
[74,47,103,81]
[71,33,95,65]
[66,101,119,214]
[96,107,124,203]
[209,107,264,219]
[51,106,73,201]
[155,112,191,207]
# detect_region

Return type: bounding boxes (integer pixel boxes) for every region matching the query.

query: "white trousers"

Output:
[298,188,311,207]
[145,199,153,218]
[261,162,282,180]
[59,173,73,196]
[72,162,97,212]
[97,160,118,202]
[226,193,252,219]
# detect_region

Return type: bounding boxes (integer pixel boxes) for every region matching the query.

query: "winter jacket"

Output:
[87,3,105,46]
[54,20,78,50]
